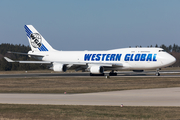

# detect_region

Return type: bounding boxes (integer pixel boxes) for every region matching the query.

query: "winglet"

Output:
[4,57,15,62]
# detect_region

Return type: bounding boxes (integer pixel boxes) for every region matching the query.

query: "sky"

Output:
[0,0,180,50]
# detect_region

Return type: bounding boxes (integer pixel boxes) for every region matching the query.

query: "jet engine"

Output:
[53,63,67,72]
[90,66,104,74]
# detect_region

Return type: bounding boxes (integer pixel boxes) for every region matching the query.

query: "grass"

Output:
[0,70,53,74]
[0,77,180,93]
[0,104,180,120]
[0,71,180,120]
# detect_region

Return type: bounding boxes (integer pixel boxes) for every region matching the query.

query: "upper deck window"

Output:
[141,51,150,53]
[159,50,166,52]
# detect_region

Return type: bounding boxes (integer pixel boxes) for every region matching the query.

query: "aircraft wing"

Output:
[4,57,124,71]
[62,62,123,71]
[4,57,124,66]
[4,57,51,64]
[7,51,44,57]
[53,62,123,67]
[4,57,87,65]
[87,62,123,67]
[65,62,124,71]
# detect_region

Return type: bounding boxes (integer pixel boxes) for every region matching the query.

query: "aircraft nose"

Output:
[169,55,176,64]
[166,54,176,65]
[161,53,176,66]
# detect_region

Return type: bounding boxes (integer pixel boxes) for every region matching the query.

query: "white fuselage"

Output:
[29,47,176,71]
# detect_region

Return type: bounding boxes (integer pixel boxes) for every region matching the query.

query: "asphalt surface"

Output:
[1,71,180,78]
[0,87,180,106]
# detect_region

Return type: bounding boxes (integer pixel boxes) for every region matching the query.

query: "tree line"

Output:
[0,43,180,71]
[0,43,46,71]
[155,44,180,53]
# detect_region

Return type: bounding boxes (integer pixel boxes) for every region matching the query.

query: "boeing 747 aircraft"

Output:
[4,25,176,76]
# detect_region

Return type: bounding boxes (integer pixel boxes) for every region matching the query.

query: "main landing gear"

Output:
[90,70,118,76]
[109,70,117,76]
[155,68,160,76]
[90,73,105,76]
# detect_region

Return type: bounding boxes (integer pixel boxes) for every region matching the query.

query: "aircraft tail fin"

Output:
[24,25,56,52]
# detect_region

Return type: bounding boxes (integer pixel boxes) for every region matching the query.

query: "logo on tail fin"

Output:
[25,25,49,51]
[30,33,42,48]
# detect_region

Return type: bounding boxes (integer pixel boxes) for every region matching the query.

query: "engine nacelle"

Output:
[53,63,67,72]
[90,66,104,74]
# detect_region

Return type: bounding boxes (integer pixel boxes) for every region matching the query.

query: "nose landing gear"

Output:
[155,68,160,76]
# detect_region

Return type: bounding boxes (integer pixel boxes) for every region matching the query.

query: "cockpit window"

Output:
[159,50,166,52]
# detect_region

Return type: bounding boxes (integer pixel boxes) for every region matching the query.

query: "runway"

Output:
[1,71,180,78]
[0,87,180,106]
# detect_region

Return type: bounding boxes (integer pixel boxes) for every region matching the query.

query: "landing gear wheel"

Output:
[155,68,160,76]
[90,73,105,76]
[109,70,117,76]
[155,73,160,76]
[109,72,117,76]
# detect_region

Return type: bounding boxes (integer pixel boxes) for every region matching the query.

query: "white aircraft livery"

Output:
[4,25,176,76]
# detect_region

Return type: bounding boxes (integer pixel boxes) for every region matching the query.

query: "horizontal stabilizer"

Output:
[4,57,15,62]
